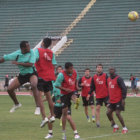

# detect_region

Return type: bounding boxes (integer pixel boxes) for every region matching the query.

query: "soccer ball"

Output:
[128,11,139,21]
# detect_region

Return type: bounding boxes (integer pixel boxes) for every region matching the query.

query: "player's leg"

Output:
[84,106,90,122]
[29,75,40,115]
[115,110,125,127]
[67,115,80,139]
[61,94,71,140]
[62,106,68,140]
[90,105,95,123]
[96,105,101,127]
[45,91,55,122]
[7,77,22,112]
[96,98,103,127]
[39,91,46,120]
[107,105,119,132]
[45,115,53,139]
[115,101,128,133]
[82,97,90,122]
[106,107,115,126]
[89,95,95,123]
[115,110,128,133]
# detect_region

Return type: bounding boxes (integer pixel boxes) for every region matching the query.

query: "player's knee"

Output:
[91,105,94,109]
[96,107,100,112]
[7,88,12,94]
[115,111,120,117]
[30,83,37,90]
[106,111,111,116]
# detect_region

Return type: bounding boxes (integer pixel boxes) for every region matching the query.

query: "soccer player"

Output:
[55,62,80,140]
[56,65,63,75]
[87,64,108,127]
[78,68,95,123]
[35,38,57,127]
[106,67,128,134]
[45,74,79,139]
[0,41,40,113]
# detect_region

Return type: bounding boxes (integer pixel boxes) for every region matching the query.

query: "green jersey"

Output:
[3,49,36,75]
[53,82,62,107]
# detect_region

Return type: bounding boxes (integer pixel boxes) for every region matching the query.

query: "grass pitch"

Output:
[0,95,140,140]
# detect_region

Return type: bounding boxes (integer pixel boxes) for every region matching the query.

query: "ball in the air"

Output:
[128,11,139,21]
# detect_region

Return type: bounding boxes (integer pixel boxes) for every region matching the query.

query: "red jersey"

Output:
[107,76,122,103]
[35,48,56,81]
[93,73,108,99]
[61,69,77,95]
[81,76,92,97]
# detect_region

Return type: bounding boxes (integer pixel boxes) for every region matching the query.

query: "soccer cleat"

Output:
[44,134,53,139]
[74,134,80,139]
[40,117,49,128]
[10,103,22,113]
[49,116,55,123]
[122,127,128,134]
[92,118,96,123]
[74,98,80,109]
[113,124,119,132]
[34,107,40,115]
[62,133,66,140]
[96,123,100,128]
[87,118,91,123]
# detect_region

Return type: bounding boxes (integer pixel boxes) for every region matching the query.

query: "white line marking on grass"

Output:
[81,130,140,140]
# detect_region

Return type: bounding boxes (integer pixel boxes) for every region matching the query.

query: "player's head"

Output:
[96,64,103,73]
[85,68,90,77]
[42,38,52,48]
[56,65,63,74]
[109,67,116,76]
[65,62,73,74]
[20,41,30,54]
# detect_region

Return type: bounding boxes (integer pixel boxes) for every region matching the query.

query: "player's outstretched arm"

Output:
[12,61,33,67]
[0,58,5,63]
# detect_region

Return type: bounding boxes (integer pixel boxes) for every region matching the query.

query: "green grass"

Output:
[0,95,140,140]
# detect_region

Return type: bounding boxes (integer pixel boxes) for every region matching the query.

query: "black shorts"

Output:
[54,106,71,119]
[82,95,94,106]
[61,92,73,109]
[18,72,37,85]
[108,100,124,111]
[96,96,109,106]
[37,78,53,93]
[54,106,62,119]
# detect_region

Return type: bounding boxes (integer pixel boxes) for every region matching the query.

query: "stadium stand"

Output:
[0,0,140,80]
[57,0,140,80]
[0,0,90,80]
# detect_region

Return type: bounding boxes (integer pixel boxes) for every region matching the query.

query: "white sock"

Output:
[74,130,78,134]
[49,130,53,134]
[113,124,119,128]
[123,127,127,130]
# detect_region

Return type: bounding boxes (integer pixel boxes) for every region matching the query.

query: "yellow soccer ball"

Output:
[128,11,139,21]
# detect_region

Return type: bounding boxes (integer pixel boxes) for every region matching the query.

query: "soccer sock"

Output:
[74,130,78,134]
[96,121,100,125]
[86,115,89,119]
[49,130,53,135]
[92,116,95,118]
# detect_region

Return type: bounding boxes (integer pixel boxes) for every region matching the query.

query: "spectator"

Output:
[130,74,139,96]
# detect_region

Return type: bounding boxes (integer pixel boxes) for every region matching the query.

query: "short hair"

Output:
[65,62,73,69]
[43,38,52,48]
[109,67,116,72]
[85,68,90,71]
[20,41,28,49]
[56,65,63,70]
[96,64,103,68]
